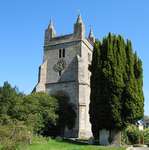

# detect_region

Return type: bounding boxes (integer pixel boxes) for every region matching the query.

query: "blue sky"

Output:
[0,0,148,115]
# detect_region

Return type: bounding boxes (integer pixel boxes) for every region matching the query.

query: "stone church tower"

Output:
[35,15,95,138]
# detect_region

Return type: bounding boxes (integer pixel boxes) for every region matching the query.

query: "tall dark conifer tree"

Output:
[89,33,144,140]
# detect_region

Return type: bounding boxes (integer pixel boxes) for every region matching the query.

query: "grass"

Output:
[0,136,126,150]
[23,137,125,150]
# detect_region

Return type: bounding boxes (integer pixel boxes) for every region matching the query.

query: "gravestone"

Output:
[99,129,110,145]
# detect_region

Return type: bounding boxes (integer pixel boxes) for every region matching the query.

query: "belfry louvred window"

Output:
[59,49,61,58]
[59,48,65,58]
[63,48,65,57]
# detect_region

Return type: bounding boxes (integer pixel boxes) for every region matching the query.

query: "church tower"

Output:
[35,15,95,138]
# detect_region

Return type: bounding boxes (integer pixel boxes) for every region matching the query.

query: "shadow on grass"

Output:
[56,138,89,146]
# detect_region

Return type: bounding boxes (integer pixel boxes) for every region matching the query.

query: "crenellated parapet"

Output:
[44,15,95,46]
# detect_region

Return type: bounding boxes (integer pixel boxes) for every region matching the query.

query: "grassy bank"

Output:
[0,136,125,150]
[24,137,125,150]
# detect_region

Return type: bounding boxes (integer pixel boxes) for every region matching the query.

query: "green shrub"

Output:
[31,135,48,145]
[126,125,140,144]
[0,121,32,150]
[1,139,16,150]
[144,128,149,145]
[122,125,142,144]
[22,92,59,135]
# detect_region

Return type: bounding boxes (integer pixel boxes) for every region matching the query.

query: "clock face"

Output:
[53,58,66,72]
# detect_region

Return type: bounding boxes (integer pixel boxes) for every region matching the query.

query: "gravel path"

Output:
[133,147,149,150]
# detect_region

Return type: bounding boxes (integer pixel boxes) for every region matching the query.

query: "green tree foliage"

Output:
[144,128,149,145]
[89,33,144,139]
[0,82,76,138]
[0,82,23,121]
[21,92,59,134]
[0,82,59,136]
[122,124,142,144]
[0,121,32,150]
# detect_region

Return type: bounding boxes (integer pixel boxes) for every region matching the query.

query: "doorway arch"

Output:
[51,90,76,137]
